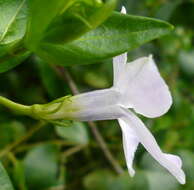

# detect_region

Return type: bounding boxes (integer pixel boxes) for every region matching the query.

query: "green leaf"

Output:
[145,171,179,190]
[0,43,14,57]
[44,0,116,44]
[178,50,194,76]
[84,169,115,190]
[155,0,181,21]
[170,2,194,29]
[178,150,194,181]
[0,0,28,72]
[84,70,110,88]
[36,57,65,99]
[23,144,59,190]
[84,168,179,190]
[55,121,89,145]
[12,159,27,190]
[84,169,149,190]
[0,121,26,149]
[0,162,14,190]
[111,171,148,190]
[37,12,174,66]
[25,0,69,50]
[0,48,30,73]
[0,0,27,45]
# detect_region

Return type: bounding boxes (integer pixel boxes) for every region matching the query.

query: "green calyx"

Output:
[0,95,76,122]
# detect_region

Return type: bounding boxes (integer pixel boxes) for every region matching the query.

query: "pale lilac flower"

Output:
[40,53,185,184]
[44,51,185,184]
[112,53,185,185]
[37,6,185,184]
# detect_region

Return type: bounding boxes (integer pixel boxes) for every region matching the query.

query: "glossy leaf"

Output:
[0,162,14,190]
[84,170,115,190]
[55,121,89,145]
[0,43,15,57]
[84,170,149,190]
[36,57,65,99]
[25,0,68,49]
[0,44,30,73]
[178,150,194,181]
[44,0,116,44]
[0,0,27,45]
[37,12,174,66]
[0,0,28,73]
[24,144,59,190]
[146,171,179,190]
[0,121,26,148]
[155,0,181,20]
[178,50,194,76]
[0,49,30,73]
[12,159,27,190]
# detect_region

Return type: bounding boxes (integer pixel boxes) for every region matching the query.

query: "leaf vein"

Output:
[0,0,25,42]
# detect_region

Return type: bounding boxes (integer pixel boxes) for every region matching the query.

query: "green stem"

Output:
[0,96,31,116]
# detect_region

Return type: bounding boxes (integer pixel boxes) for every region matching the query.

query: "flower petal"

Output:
[112,8,127,88]
[73,88,121,108]
[113,53,127,88]
[121,6,127,14]
[164,153,182,168]
[119,55,172,118]
[121,108,185,184]
[118,118,139,176]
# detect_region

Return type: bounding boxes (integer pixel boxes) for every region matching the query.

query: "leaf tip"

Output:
[166,22,174,31]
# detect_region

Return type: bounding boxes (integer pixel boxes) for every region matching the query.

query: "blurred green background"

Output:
[0,0,194,189]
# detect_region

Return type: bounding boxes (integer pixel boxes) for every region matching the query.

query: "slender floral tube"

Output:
[120,108,185,184]
[29,89,123,121]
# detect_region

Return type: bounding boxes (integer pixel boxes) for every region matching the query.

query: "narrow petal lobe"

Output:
[118,118,139,176]
[121,108,185,184]
[113,53,127,87]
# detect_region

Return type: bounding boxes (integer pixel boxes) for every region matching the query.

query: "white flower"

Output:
[39,52,184,184]
[40,53,185,184]
[35,6,185,184]
[64,52,184,184]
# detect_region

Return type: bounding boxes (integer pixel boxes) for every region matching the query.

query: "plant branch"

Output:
[62,144,86,159]
[14,140,75,153]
